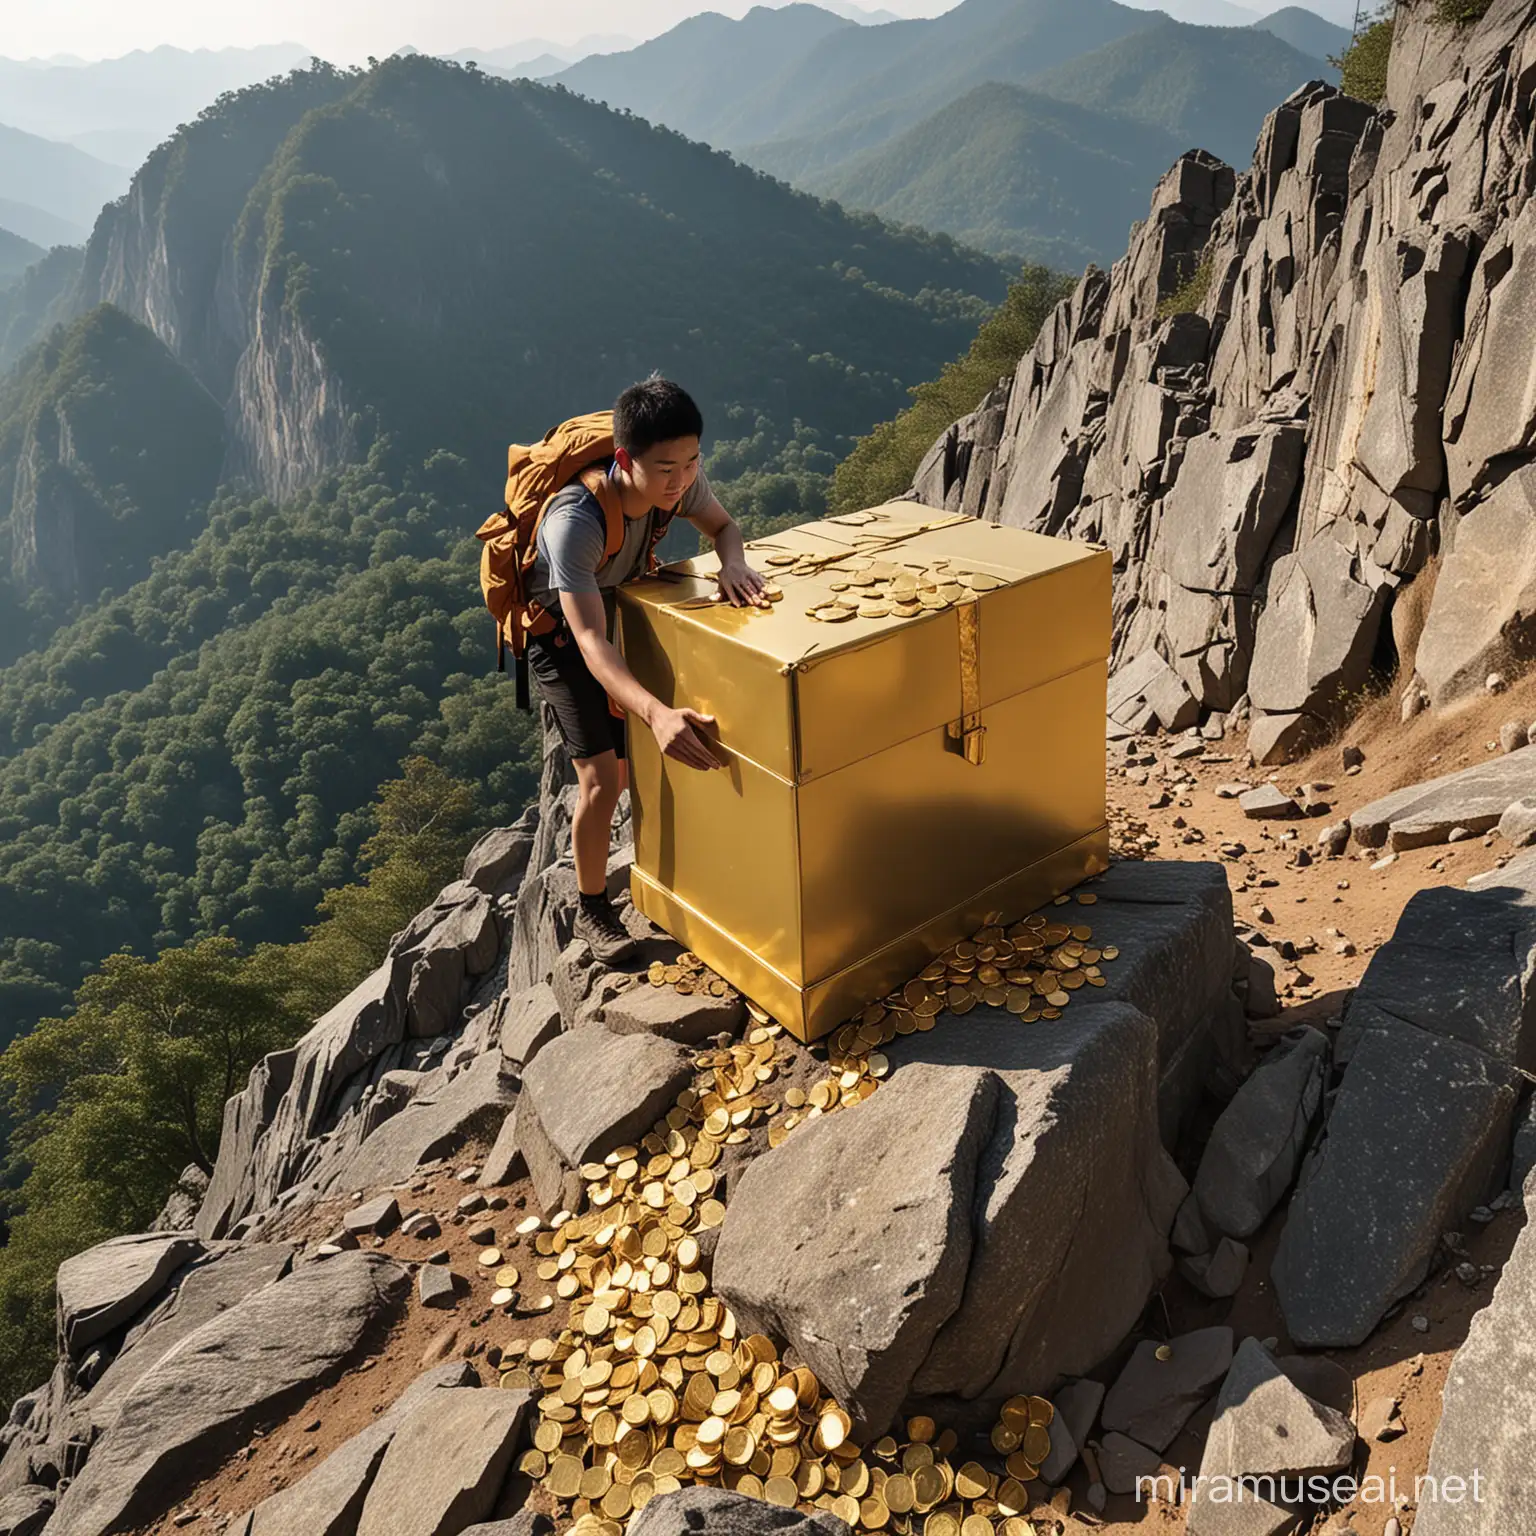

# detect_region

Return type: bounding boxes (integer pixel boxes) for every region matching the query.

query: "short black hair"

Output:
[614,375,704,457]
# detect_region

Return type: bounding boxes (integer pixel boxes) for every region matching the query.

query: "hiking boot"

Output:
[572,898,642,964]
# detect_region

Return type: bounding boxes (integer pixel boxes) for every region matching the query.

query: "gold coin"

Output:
[996,1479,1028,1517]
[1021,1424,1051,1464]
[764,1476,799,1508]
[819,1405,852,1450]
[1004,1453,1038,1483]
[1026,1395,1054,1426]
[858,603,892,619]
[1102,946,1120,960]
[518,1448,548,1478]
[955,1462,990,1500]
[533,1420,563,1453]
[912,1463,945,1510]
[1046,991,1070,1008]
[990,1422,1021,1453]
[495,1265,520,1287]
[861,1497,892,1529]
[885,1475,916,1514]
[819,607,855,623]
[579,1463,612,1500]
[583,1304,610,1335]
[961,1518,995,1536]
[833,1495,863,1526]
[477,1247,502,1267]
[490,1287,516,1307]
[547,1454,584,1499]
[924,1515,961,1536]
[724,1425,757,1465]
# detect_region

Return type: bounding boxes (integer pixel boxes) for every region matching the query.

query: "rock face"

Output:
[630,1488,852,1536]
[1414,1167,1536,1536]
[713,861,1240,1435]
[239,1362,478,1536]
[912,2,1536,757]
[719,1038,1168,1430]
[516,1027,694,1214]
[197,849,523,1242]
[1348,752,1536,851]
[353,1386,532,1536]
[632,1486,854,1536]
[54,1233,202,1360]
[1187,1337,1355,1536]
[1193,1028,1328,1239]
[1273,862,1536,1347]
[49,1253,409,1536]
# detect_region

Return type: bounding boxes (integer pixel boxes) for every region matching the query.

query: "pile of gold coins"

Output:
[757,551,1007,625]
[497,893,1114,1536]
[641,951,734,999]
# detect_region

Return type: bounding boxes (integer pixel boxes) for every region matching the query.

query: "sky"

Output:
[2,0,955,63]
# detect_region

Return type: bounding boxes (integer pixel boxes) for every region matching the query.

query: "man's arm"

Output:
[685,490,770,608]
[558,587,723,771]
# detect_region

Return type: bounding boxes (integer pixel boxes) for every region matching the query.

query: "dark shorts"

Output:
[526,624,626,762]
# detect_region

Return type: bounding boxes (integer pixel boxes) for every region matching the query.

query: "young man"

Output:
[522,376,770,963]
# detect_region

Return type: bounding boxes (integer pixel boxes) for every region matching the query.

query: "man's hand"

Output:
[716,557,772,609]
[650,705,725,770]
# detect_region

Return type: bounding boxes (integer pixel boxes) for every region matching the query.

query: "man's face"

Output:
[625,436,701,511]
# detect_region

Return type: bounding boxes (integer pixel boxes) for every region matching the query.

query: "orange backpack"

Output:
[476,410,679,712]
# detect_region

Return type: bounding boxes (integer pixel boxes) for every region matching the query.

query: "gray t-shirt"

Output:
[525,460,714,634]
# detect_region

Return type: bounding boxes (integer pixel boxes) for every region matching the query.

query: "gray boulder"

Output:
[50,1252,409,1536]
[479,1109,525,1188]
[317,1050,516,1196]
[401,889,500,1039]
[716,1002,1185,1437]
[1193,1029,1329,1238]
[499,982,562,1072]
[69,1243,296,1442]
[239,1363,477,1536]
[1102,1326,1233,1452]
[343,1195,400,1237]
[1418,452,1536,709]
[629,1487,852,1536]
[1098,1432,1165,1497]
[1273,869,1536,1346]
[1107,651,1200,733]
[1498,799,1536,847]
[1037,1377,1103,1483]
[462,818,536,896]
[353,1386,532,1536]
[55,1233,202,1360]
[600,980,746,1044]
[150,1164,209,1232]
[1064,860,1247,1144]
[459,1517,553,1536]
[1186,1338,1354,1536]
[1246,534,1386,756]
[516,1027,693,1214]
[1179,1236,1250,1299]
[1238,785,1299,820]
[0,1488,51,1536]
[1414,1171,1536,1535]
[1348,752,1536,851]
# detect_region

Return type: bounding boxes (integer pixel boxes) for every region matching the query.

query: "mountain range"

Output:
[0,123,132,248]
[553,0,1342,263]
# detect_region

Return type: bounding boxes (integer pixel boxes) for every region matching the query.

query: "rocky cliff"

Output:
[912,0,1536,763]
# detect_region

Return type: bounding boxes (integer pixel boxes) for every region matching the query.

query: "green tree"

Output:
[832,264,1076,514]
[0,937,307,1400]
[1331,6,1394,103]
[267,756,480,1021]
